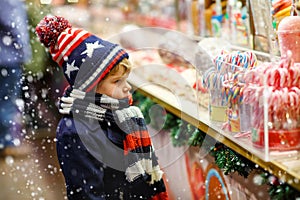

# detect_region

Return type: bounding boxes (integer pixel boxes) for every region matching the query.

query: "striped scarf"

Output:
[59,87,165,185]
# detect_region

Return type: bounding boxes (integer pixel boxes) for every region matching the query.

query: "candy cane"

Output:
[291,86,300,96]
[248,51,258,68]
[280,87,288,105]
[287,66,294,87]
[265,68,274,86]
[245,84,256,103]
[288,90,298,107]
[232,85,241,105]
[244,70,254,83]
[242,85,250,103]
[290,66,300,86]
[278,67,288,88]
[242,52,250,69]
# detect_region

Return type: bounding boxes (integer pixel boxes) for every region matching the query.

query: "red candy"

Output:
[35,15,71,48]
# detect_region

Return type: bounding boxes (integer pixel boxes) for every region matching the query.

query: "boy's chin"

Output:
[95,91,131,100]
[109,94,131,100]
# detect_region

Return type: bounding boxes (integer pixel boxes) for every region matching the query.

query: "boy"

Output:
[35,16,168,200]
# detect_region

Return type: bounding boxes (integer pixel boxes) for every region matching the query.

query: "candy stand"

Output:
[88,0,300,198]
[122,0,300,199]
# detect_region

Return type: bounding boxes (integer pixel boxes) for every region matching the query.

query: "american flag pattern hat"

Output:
[36,16,128,92]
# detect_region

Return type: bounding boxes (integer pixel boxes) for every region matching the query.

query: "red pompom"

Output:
[35,15,72,48]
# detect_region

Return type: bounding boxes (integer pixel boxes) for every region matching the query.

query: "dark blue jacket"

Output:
[56,115,166,199]
[0,0,31,66]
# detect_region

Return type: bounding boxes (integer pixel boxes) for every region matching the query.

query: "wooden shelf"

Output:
[128,72,300,191]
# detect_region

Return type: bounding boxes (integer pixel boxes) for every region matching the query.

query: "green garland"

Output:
[132,91,154,124]
[132,91,179,130]
[170,119,206,147]
[259,173,300,200]
[170,120,189,146]
[187,124,206,147]
[132,91,300,199]
[209,143,255,177]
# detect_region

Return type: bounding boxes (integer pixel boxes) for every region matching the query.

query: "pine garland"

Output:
[170,120,190,146]
[163,112,179,130]
[210,143,255,177]
[132,91,180,130]
[170,119,206,147]
[259,173,300,200]
[132,91,154,124]
[188,124,206,147]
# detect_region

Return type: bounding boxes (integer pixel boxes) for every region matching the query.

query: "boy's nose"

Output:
[125,82,132,91]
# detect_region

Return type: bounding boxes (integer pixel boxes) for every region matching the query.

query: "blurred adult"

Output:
[0,0,31,154]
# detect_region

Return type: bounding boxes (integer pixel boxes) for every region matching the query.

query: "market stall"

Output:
[8,0,300,199]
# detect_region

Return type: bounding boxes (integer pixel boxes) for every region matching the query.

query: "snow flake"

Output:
[2,35,12,46]
[81,41,104,58]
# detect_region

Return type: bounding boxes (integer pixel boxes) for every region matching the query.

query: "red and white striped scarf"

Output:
[59,87,168,199]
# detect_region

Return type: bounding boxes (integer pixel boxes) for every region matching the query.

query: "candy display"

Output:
[222,75,249,133]
[277,16,300,62]
[243,55,300,150]
[203,50,257,124]
[203,65,228,122]
[119,5,300,151]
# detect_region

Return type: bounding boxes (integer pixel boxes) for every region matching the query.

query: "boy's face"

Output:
[96,67,132,99]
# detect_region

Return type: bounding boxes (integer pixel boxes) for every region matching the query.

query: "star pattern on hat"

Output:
[81,41,104,58]
[65,60,79,78]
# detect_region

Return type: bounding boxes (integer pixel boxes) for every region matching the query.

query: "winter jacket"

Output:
[56,115,166,200]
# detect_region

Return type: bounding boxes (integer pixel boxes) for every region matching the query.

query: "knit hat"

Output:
[35,16,129,92]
